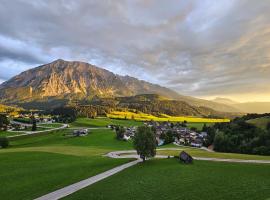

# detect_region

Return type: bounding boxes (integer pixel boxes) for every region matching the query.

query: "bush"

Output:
[0,137,9,148]
[115,126,125,140]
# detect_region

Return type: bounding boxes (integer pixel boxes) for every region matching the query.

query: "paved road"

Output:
[7,124,68,138]
[173,142,214,152]
[34,159,141,200]
[107,149,270,164]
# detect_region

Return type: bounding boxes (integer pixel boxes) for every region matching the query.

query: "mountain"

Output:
[213,97,239,105]
[234,102,270,114]
[0,59,239,113]
[213,97,270,114]
[0,59,180,101]
[106,94,238,118]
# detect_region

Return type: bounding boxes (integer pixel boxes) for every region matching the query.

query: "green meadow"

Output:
[70,117,143,127]
[247,116,270,130]
[0,117,269,200]
[64,159,270,200]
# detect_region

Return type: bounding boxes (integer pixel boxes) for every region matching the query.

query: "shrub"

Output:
[0,137,9,148]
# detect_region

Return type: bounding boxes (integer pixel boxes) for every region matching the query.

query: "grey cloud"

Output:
[0,0,270,101]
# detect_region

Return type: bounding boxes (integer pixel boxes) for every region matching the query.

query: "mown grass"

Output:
[70,117,143,127]
[186,122,214,131]
[0,127,134,200]
[37,123,64,128]
[64,159,270,200]
[247,116,270,130]
[0,130,21,137]
[14,126,49,132]
[156,148,270,161]
[0,151,131,200]
[1,117,270,200]
[7,129,133,151]
[107,111,230,123]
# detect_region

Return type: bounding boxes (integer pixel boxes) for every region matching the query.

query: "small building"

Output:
[179,151,193,164]
[199,132,208,138]
[156,138,165,146]
[123,134,130,141]
[73,129,88,137]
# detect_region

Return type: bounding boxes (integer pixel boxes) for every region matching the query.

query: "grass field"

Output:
[247,116,270,130]
[70,117,143,127]
[0,152,131,200]
[107,111,230,123]
[156,147,270,160]
[0,130,33,137]
[64,159,270,200]
[0,130,15,137]
[1,117,270,200]
[37,123,64,128]
[0,127,133,200]
[186,122,214,131]
[14,126,49,132]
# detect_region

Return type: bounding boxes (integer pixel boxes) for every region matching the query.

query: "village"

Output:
[110,121,208,148]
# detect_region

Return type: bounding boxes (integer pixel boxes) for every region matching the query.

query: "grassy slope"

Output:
[186,122,214,131]
[64,159,270,200]
[0,130,22,137]
[157,148,270,161]
[247,116,270,130]
[37,123,63,128]
[70,117,143,127]
[0,152,130,200]
[0,119,137,200]
[1,118,270,200]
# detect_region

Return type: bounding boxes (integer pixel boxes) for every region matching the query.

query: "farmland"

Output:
[0,117,270,200]
[107,111,230,123]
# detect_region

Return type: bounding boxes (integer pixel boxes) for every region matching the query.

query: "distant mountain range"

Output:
[212,97,270,114]
[0,59,256,115]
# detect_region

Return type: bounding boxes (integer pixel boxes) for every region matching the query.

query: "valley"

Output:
[1,117,270,200]
[0,59,269,200]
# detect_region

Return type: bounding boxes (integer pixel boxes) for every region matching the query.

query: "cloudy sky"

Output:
[0,0,270,102]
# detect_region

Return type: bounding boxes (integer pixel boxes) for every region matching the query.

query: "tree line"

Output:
[204,114,270,155]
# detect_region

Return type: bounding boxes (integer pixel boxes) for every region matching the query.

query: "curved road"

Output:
[7,123,68,138]
[107,148,270,164]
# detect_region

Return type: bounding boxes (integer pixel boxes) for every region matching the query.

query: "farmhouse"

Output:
[73,129,88,137]
[179,151,193,164]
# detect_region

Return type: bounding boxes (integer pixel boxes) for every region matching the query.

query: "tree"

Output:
[52,107,77,123]
[190,127,197,132]
[0,137,9,148]
[266,122,270,131]
[31,116,37,131]
[133,126,156,162]
[202,123,207,132]
[115,126,125,140]
[0,114,9,130]
[160,130,174,144]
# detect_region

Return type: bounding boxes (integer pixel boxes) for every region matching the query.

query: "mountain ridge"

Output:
[212,97,270,114]
[0,59,239,113]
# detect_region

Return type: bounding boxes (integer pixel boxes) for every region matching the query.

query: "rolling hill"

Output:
[0,59,239,114]
[213,97,270,114]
